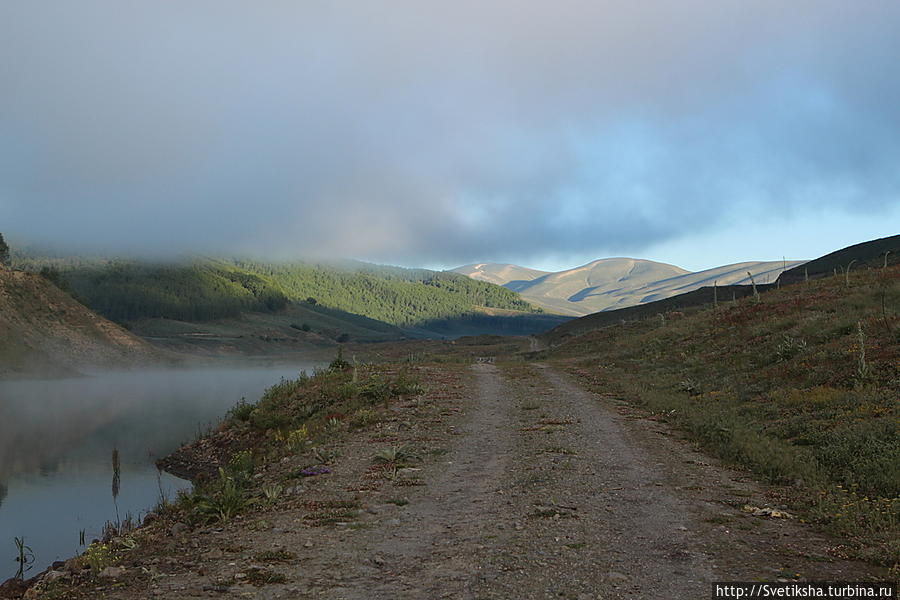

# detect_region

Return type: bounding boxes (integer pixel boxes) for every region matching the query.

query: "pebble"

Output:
[42,570,69,583]
[99,566,127,579]
[606,571,629,583]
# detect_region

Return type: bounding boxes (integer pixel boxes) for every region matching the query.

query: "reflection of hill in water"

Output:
[0,365,312,480]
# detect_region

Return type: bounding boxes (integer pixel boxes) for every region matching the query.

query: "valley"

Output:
[1,235,898,599]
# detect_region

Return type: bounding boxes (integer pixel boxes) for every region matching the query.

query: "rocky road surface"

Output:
[37,363,885,600]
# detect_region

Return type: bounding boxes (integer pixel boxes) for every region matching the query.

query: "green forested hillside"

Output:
[229,259,539,325]
[13,255,541,328]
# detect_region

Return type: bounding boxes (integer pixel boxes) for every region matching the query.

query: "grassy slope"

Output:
[779,234,900,285]
[542,264,899,564]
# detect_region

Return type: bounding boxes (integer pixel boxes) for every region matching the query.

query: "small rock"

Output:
[170,522,188,536]
[205,549,224,559]
[99,566,127,578]
[514,523,524,531]
[64,557,84,573]
[606,571,629,583]
[677,526,688,531]
[303,541,314,548]
[373,556,386,566]
[23,587,42,600]
[42,570,69,583]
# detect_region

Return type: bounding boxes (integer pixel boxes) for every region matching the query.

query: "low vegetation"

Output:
[156,355,426,528]
[548,264,899,565]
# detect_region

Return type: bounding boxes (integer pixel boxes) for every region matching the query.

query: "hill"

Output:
[454,258,803,316]
[778,234,900,285]
[533,261,899,564]
[12,256,565,344]
[0,268,162,378]
[540,282,774,346]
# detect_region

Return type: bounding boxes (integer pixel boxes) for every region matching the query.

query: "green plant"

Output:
[13,537,35,579]
[392,370,424,396]
[254,550,296,562]
[775,335,807,362]
[244,567,288,586]
[262,484,283,502]
[360,375,391,408]
[228,450,255,482]
[193,468,252,523]
[84,541,117,575]
[277,425,309,454]
[228,399,255,422]
[329,346,351,370]
[348,408,379,429]
[373,444,417,465]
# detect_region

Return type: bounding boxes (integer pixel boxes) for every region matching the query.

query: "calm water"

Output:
[0,364,318,579]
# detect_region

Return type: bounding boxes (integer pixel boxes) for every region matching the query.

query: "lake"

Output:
[0,363,319,580]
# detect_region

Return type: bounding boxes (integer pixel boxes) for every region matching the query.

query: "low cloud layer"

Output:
[2,1,898,265]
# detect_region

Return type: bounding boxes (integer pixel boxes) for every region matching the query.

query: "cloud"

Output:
[1,1,898,265]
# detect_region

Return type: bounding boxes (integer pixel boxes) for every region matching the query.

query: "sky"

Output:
[1,1,898,273]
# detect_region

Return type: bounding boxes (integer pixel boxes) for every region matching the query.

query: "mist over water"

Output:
[0,364,318,579]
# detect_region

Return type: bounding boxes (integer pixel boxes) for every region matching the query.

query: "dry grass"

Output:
[548,265,899,565]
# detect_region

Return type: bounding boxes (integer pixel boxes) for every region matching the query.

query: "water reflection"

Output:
[0,364,315,579]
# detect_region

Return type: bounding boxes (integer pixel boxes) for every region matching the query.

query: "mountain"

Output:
[453,258,804,316]
[0,268,162,378]
[452,263,551,289]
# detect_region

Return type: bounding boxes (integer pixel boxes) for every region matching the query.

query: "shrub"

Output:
[227,399,255,423]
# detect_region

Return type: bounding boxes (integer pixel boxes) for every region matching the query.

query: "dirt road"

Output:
[54,363,884,600]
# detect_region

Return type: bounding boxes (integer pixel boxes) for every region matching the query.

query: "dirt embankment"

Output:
[13,362,888,600]
[0,269,165,378]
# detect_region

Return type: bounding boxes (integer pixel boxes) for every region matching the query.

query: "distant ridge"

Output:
[452,263,550,290]
[452,257,804,316]
[777,234,899,285]
[538,234,897,346]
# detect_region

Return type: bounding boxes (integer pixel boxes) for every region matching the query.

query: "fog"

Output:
[2,2,898,266]
[0,364,318,576]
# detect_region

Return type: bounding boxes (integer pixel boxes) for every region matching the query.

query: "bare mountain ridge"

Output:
[452,257,805,316]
